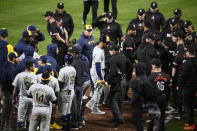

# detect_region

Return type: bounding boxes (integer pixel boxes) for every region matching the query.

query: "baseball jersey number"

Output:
[70,76,75,85]
[36,93,44,103]
[157,81,165,91]
[25,82,31,90]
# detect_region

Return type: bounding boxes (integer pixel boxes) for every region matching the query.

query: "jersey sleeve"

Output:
[27,84,33,97]
[50,88,57,102]
[58,69,65,82]
[54,78,60,92]
[12,74,19,88]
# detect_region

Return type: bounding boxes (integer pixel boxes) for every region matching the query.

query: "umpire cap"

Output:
[106,12,113,19]
[184,21,192,28]
[174,9,182,15]
[57,2,64,9]
[138,9,145,16]
[150,2,158,9]
[170,18,178,25]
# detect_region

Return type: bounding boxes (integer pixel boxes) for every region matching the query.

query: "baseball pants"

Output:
[28,107,51,131]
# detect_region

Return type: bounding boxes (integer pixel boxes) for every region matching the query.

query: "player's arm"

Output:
[92,13,106,28]
[63,28,69,46]
[12,86,18,105]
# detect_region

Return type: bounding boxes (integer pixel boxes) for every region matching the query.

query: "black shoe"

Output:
[108,118,115,124]
[113,121,123,128]
[70,125,79,130]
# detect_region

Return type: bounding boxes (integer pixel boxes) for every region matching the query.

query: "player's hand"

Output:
[98,80,105,84]
[102,13,106,17]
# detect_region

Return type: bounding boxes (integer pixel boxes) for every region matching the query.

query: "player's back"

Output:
[58,66,76,91]
[149,72,170,94]
[37,74,60,93]
[12,72,37,99]
[28,83,56,107]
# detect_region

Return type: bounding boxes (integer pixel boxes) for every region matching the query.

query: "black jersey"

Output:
[47,21,65,44]
[148,72,170,95]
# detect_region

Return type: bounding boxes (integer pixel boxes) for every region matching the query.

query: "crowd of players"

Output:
[0,1,197,131]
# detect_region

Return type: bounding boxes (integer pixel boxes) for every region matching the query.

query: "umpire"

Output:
[83,0,99,25]
[104,0,118,20]
[54,2,74,39]
[145,2,165,32]
[92,12,122,47]
[108,45,126,128]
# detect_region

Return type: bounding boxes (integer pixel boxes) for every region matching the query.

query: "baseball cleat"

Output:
[50,122,62,130]
[91,107,105,115]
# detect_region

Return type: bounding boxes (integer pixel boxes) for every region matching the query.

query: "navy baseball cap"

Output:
[70,46,80,54]
[43,11,54,17]
[22,29,32,38]
[8,52,18,60]
[184,21,192,28]
[41,72,51,81]
[151,2,158,9]
[106,12,113,19]
[39,55,47,63]
[27,25,36,31]
[100,34,111,44]
[64,54,73,64]
[84,25,93,31]
[138,9,145,16]
[174,9,182,15]
[0,28,8,37]
[57,2,64,9]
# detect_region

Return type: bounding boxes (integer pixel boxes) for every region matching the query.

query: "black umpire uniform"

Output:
[126,9,146,49]
[54,2,74,39]
[104,0,118,20]
[162,9,185,32]
[83,0,99,25]
[145,2,165,32]
[92,12,122,46]
[147,59,170,131]
[108,45,126,127]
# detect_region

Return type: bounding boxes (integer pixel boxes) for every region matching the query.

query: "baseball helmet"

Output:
[64,54,73,64]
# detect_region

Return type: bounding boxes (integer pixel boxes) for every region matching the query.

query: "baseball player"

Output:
[36,65,61,129]
[86,35,110,114]
[12,60,37,131]
[58,54,76,131]
[27,72,56,131]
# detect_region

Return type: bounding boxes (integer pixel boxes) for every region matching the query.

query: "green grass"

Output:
[0,0,197,130]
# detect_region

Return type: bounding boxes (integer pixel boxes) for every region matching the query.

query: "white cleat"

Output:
[91,107,105,115]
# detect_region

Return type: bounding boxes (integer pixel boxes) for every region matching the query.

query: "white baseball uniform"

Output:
[87,45,105,109]
[27,83,56,131]
[58,65,76,116]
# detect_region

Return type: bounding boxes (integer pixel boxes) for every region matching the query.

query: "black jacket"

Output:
[145,9,165,32]
[92,15,122,46]
[54,11,74,38]
[126,18,144,44]
[108,52,126,85]
[72,57,85,87]
[162,17,185,32]
[179,57,197,89]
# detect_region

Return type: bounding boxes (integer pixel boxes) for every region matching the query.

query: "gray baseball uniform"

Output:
[58,65,76,116]
[12,72,37,124]
[27,83,56,131]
